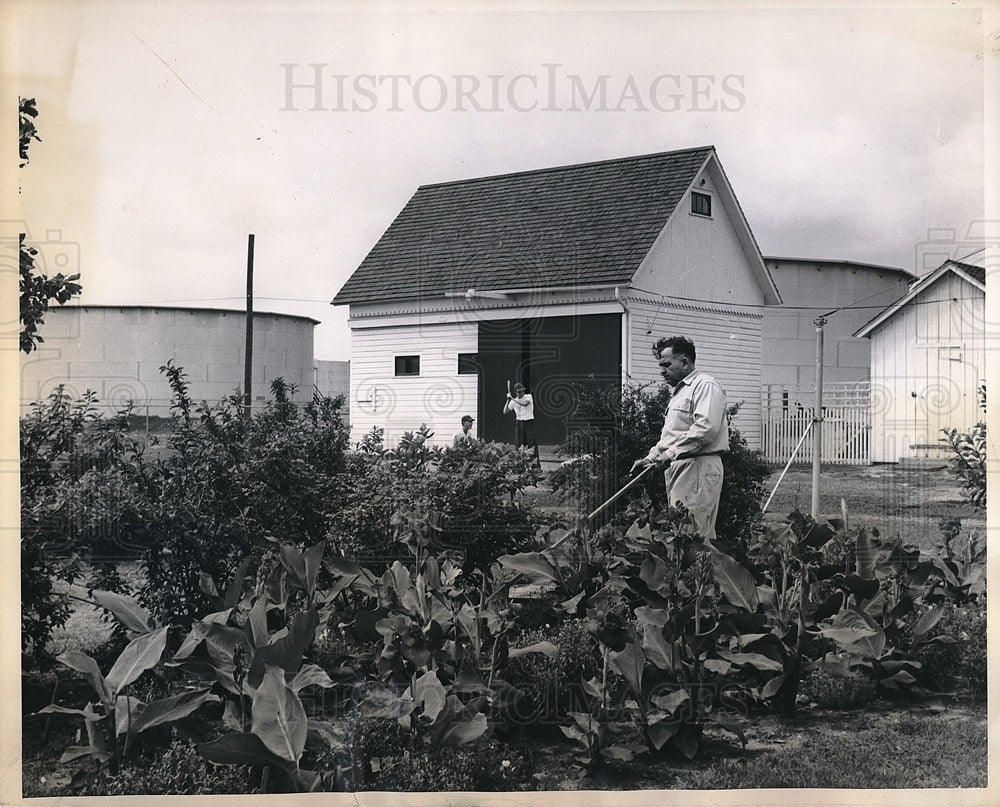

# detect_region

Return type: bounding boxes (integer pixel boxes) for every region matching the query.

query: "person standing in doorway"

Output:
[630,336,729,542]
[503,382,540,463]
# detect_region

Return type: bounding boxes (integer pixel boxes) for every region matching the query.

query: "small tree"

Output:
[19,96,82,353]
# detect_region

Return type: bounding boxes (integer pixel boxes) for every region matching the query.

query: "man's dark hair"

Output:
[652,336,696,363]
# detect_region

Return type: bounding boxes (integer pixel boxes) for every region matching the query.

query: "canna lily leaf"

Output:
[855,529,877,579]
[198,732,293,769]
[91,590,154,635]
[717,649,783,672]
[252,664,307,763]
[105,627,169,695]
[410,671,447,725]
[650,688,689,715]
[130,689,219,734]
[439,712,488,746]
[290,663,336,693]
[248,606,319,688]
[610,642,646,697]
[508,640,559,660]
[760,673,786,699]
[60,745,113,764]
[711,550,759,612]
[912,604,945,643]
[57,651,113,707]
[498,552,559,585]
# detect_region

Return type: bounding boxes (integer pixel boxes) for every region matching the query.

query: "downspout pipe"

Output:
[615,286,631,381]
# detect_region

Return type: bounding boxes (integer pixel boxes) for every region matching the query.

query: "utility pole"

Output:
[810,315,827,518]
[244,234,255,419]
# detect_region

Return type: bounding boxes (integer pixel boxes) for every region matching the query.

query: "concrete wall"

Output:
[20,305,316,416]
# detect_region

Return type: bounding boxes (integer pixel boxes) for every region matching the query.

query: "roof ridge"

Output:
[416,145,715,190]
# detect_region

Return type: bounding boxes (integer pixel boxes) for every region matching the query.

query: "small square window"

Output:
[395,355,420,376]
[458,353,478,375]
[691,191,712,217]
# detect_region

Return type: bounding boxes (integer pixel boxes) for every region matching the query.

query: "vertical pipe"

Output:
[244,234,255,419]
[810,316,827,518]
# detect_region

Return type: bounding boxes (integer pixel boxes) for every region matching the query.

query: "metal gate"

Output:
[761,383,871,465]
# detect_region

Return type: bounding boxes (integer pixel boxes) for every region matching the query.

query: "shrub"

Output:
[106,367,350,625]
[549,379,770,544]
[92,738,257,796]
[940,384,986,510]
[20,369,353,633]
[800,669,878,710]
[330,427,543,576]
[913,599,987,700]
[20,386,146,660]
[355,720,533,791]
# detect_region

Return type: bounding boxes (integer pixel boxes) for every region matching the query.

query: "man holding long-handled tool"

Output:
[629,336,729,542]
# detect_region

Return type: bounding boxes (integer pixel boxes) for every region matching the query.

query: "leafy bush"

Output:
[94,738,257,796]
[800,669,878,710]
[331,426,543,576]
[503,618,601,725]
[913,599,987,700]
[548,380,770,544]
[20,387,146,660]
[940,384,986,510]
[354,720,534,791]
[100,366,348,625]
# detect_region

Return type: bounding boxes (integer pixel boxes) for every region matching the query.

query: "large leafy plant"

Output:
[499,499,751,771]
[36,592,218,769]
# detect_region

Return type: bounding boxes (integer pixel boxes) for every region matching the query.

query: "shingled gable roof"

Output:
[332,146,769,306]
[854,259,986,338]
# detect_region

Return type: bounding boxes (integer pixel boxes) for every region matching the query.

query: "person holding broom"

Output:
[630,336,729,542]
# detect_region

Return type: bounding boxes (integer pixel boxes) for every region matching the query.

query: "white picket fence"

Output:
[761,383,871,465]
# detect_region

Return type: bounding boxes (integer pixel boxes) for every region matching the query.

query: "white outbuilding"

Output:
[332,146,782,449]
[854,260,986,463]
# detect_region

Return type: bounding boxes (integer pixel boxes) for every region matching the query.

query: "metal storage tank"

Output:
[20,305,318,417]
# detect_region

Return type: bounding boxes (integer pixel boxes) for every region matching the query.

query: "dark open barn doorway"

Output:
[477,313,622,446]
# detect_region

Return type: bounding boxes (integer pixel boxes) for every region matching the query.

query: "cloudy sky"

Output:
[11,0,994,361]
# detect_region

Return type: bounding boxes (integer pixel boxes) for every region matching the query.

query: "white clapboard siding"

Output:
[628,299,764,449]
[349,320,479,447]
[868,272,985,463]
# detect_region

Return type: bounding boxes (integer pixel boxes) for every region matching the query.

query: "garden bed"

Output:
[19,384,987,798]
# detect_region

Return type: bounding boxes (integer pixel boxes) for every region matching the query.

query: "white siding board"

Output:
[626,299,763,448]
[868,272,985,462]
[349,320,479,447]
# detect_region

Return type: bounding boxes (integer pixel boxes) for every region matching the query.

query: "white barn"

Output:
[332,146,781,449]
[854,260,986,463]
[20,305,318,417]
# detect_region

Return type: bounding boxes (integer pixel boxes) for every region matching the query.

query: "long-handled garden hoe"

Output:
[586,464,655,524]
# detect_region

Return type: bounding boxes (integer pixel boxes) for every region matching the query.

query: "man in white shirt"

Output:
[453,415,476,447]
[503,382,539,463]
[630,336,729,541]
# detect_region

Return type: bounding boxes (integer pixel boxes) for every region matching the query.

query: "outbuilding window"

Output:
[395,355,420,376]
[458,353,478,375]
[691,191,712,217]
